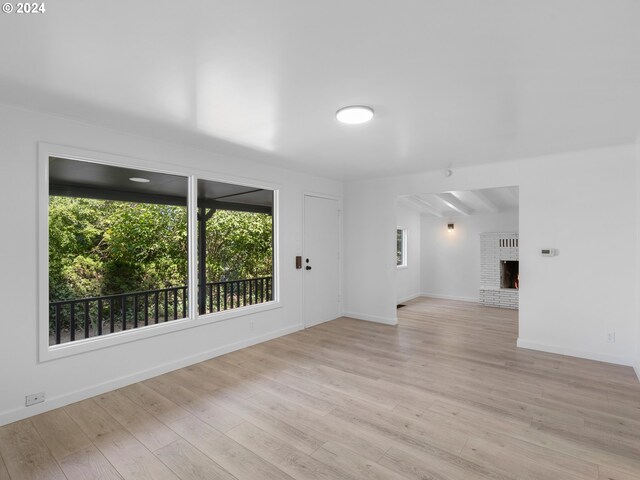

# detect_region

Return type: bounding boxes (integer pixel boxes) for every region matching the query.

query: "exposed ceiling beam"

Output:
[436,192,473,216]
[407,196,443,217]
[501,186,519,204]
[467,190,499,213]
[397,196,424,213]
[487,186,518,209]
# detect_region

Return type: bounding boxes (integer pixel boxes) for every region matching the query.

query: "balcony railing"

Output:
[49,276,272,346]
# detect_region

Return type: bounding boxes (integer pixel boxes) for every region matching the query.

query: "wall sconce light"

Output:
[448,223,455,232]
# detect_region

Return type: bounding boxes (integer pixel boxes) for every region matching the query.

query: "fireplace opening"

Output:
[500,261,519,289]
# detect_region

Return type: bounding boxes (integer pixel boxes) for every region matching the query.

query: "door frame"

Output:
[302,191,343,328]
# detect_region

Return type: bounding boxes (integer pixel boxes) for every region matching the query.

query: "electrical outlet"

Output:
[607,332,616,343]
[25,392,45,407]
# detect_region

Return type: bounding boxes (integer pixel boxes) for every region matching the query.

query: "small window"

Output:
[396,228,407,267]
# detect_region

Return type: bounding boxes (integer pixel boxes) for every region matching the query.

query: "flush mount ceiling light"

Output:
[336,105,374,124]
[129,177,150,183]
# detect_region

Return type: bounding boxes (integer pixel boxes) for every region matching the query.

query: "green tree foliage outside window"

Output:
[49,197,273,302]
[203,209,273,283]
[396,228,405,266]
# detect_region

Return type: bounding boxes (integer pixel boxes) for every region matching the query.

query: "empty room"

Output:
[1,1,640,479]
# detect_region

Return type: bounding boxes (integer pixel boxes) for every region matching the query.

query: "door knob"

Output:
[306,266,312,270]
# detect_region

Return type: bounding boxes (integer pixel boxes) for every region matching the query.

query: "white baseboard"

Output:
[397,293,421,304]
[342,311,398,326]
[634,360,640,382]
[516,338,635,368]
[420,292,478,303]
[0,324,303,427]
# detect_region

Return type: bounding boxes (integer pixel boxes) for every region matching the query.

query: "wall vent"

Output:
[499,238,518,248]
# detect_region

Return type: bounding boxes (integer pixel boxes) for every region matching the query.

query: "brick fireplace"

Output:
[479,232,519,309]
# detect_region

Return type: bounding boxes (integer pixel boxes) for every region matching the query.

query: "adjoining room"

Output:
[398,186,519,308]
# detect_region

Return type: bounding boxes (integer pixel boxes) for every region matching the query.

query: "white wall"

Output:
[344,144,638,367]
[0,105,342,425]
[395,203,421,303]
[636,140,640,381]
[421,210,519,302]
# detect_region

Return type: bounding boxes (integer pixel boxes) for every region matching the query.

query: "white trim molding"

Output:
[38,142,281,362]
[342,311,398,326]
[517,338,636,368]
[0,324,303,427]
[397,293,421,304]
[420,293,479,303]
[634,360,640,382]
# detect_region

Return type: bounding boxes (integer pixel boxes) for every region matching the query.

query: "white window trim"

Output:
[396,227,407,269]
[38,142,280,362]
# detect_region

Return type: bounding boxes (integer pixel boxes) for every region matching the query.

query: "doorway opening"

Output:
[395,186,520,337]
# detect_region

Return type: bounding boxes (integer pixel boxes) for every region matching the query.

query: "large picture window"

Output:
[48,158,189,345]
[42,148,277,358]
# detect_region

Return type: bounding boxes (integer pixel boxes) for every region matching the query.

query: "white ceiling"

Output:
[399,186,519,217]
[1,1,639,181]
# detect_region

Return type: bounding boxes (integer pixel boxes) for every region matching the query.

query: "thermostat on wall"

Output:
[541,248,556,257]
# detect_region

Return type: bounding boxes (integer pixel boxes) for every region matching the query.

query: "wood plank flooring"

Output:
[1,297,640,479]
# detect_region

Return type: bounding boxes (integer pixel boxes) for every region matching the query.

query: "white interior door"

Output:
[303,195,340,328]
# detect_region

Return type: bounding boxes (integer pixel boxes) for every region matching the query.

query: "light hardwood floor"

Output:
[1,297,640,479]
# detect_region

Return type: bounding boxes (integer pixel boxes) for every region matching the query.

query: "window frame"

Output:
[38,142,280,362]
[396,227,407,268]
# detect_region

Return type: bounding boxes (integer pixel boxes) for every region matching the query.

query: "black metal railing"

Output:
[49,276,272,346]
